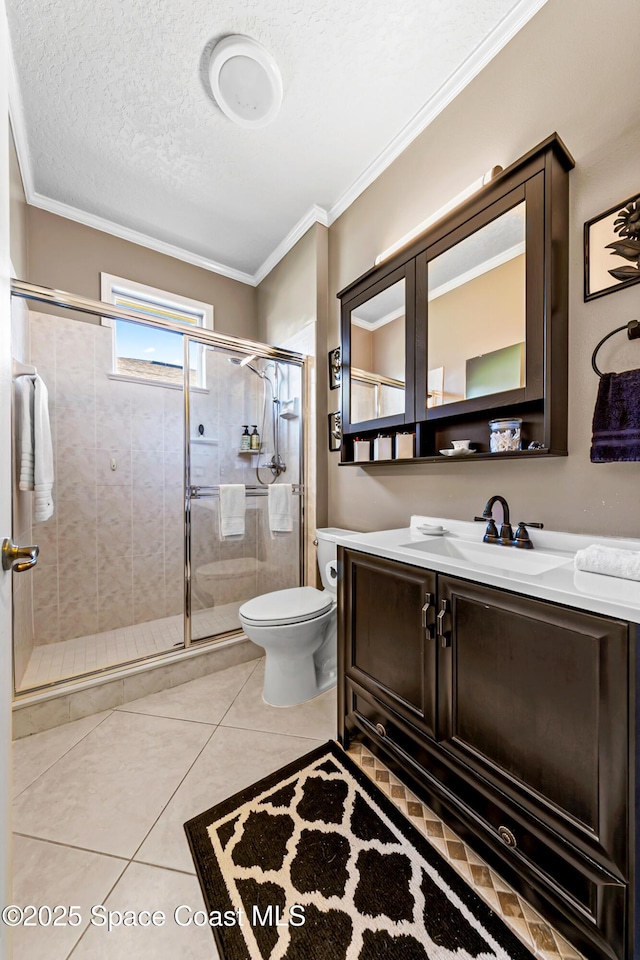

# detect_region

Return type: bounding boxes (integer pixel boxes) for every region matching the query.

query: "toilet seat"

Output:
[240,587,333,627]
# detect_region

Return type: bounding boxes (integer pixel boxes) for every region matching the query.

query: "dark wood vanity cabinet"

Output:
[338,547,636,960]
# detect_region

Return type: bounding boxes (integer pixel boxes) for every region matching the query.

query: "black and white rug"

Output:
[185,741,533,960]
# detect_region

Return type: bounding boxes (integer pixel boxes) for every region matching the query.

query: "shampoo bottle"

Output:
[250,425,260,450]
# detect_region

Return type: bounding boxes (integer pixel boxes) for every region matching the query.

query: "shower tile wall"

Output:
[256,361,303,597]
[28,311,184,645]
[189,351,302,617]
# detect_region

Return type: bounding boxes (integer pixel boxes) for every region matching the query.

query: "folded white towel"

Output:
[574,544,640,582]
[219,484,246,538]
[17,377,35,492]
[268,483,293,535]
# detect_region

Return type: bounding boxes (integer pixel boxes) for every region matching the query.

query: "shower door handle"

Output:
[2,537,39,573]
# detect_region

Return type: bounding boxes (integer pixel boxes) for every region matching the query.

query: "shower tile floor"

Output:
[18,603,244,691]
[12,659,583,960]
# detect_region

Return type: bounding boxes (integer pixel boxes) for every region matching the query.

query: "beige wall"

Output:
[328,0,640,539]
[257,223,329,583]
[372,315,404,382]
[257,225,317,346]
[351,325,372,371]
[9,126,27,278]
[352,316,405,382]
[26,207,258,339]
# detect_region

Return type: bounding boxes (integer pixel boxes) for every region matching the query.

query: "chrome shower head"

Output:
[228,356,265,378]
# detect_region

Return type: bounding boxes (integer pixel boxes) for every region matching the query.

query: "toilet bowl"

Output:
[238,528,356,707]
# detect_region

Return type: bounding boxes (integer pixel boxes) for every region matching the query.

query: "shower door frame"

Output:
[10,280,306,689]
[182,334,306,648]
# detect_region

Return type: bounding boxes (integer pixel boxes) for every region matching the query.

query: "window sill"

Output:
[107,373,209,394]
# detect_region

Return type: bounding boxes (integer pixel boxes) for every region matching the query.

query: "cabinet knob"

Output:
[375,722,387,738]
[498,825,517,848]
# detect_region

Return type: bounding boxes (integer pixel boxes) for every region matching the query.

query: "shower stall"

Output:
[10,281,305,695]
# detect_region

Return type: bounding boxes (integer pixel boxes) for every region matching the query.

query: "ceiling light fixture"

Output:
[374,165,503,266]
[209,36,283,129]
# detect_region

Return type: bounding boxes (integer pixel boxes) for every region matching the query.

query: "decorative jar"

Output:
[489,418,522,452]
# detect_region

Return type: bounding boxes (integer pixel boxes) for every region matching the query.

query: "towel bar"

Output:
[591,319,640,378]
[190,484,303,499]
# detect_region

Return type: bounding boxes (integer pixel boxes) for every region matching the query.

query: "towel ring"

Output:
[591,319,640,378]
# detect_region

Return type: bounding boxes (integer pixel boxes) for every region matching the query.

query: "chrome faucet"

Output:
[474,495,543,549]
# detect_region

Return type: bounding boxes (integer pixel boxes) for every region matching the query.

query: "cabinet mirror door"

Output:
[427,201,526,407]
[417,176,544,421]
[342,262,415,432]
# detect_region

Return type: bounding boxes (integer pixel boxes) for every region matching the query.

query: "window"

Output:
[101,274,213,386]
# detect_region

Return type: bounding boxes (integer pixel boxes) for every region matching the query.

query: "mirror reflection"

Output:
[427,202,526,407]
[350,278,405,423]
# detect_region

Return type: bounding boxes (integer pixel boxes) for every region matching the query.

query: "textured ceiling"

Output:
[7,0,542,281]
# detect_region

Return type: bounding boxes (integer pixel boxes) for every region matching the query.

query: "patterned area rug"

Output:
[185,741,533,960]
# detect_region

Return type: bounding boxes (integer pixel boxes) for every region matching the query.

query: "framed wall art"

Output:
[585,192,640,300]
[328,346,341,390]
[328,411,341,452]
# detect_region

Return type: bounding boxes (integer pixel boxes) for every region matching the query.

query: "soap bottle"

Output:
[240,425,250,451]
[250,425,260,450]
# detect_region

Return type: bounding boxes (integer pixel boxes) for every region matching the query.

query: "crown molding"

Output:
[30,192,256,285]
[252,204,329,286]
[327,0,550,226]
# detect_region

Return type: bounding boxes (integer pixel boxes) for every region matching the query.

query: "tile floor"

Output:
[18,603,243,692]
[12,658,584,960]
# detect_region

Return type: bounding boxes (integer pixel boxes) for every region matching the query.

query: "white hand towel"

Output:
[17,377,35,491]
[574,544,640,582]
[268,483,293,535]
[33,376,55,522]
[219,484,246,538]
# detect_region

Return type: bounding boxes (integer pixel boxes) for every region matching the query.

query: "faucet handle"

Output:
[514,520,543,549]
[483,518,499,542]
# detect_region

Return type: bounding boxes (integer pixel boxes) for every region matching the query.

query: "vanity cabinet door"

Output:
[340,548,437,738]
[437,575,629,877]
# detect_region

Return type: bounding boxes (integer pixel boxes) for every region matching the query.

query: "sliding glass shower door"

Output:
[185,340,303,644]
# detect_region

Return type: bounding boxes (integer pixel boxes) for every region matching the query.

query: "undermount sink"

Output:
[400,536,574,575]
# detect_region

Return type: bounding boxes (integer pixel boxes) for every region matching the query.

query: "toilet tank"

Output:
[316,528,358,593]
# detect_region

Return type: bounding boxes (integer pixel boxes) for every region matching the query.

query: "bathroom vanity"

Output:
[336,520,640,960]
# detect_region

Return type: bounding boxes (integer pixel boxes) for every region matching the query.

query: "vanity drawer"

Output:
[349,687,627,960]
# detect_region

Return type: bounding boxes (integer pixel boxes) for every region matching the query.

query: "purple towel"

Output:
[591,369,640,462]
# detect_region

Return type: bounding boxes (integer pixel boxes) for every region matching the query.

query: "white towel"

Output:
[574,544,640,582]
[268,483,293,535]
[33,376,54,522]
[219,484,246,538]
[17,377,35,491]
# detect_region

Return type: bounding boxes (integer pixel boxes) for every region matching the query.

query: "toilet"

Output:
[238,528,356,707]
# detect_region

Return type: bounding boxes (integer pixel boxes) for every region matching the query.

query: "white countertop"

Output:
[334,516,640,624]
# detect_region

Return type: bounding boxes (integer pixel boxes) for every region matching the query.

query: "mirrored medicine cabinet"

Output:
[338,134,574,465]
